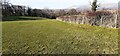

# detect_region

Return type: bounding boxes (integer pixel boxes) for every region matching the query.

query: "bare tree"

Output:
[89,0,100,12]
[3,0,10,4]
[67,9,78,15]
[27,7,32,16]
[92,0,97,12]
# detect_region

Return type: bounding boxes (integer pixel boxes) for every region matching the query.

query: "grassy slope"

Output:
[2,19,118,54]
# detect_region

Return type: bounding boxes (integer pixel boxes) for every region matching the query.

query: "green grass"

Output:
[2,19,118,54]
[3,16,45,21]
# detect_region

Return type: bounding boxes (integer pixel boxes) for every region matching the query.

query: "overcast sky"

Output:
[9,0,119,9]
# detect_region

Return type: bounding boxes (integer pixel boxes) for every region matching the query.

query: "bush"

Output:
[85,10,113,17]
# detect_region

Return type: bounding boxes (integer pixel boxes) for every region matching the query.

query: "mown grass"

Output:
[2,19,118,54]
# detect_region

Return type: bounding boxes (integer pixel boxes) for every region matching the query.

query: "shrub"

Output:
[85,10,113,17]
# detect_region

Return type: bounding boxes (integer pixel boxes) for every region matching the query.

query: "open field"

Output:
[2,18,118,54]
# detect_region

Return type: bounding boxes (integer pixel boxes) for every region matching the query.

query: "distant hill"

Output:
[99,3,118,10]
[67,3,118,11]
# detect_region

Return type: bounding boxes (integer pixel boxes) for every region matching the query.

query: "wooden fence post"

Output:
[115,14,117,28]
[101,16,103,27]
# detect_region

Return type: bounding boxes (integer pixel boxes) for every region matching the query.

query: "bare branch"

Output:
[89,1,92,6]
[97,3,100,7]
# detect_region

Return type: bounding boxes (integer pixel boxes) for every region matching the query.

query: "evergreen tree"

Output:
[91,0,97,12]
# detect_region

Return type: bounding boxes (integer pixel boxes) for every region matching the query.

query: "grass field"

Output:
[2,18,118,54]
[3,16,45,21]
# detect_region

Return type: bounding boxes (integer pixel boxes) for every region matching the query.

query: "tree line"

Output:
[2,3,81,19]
